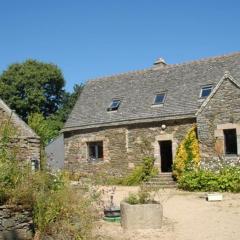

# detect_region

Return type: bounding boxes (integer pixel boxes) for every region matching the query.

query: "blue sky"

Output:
[0,0,239,91]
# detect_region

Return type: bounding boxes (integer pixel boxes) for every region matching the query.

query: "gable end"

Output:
[196,72,240,116]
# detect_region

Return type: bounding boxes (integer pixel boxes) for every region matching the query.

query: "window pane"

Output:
[88,142,103,160]
[89,145,97,158]
[201,86,212,98]
[108,99,121,111]
[224,129,237,155]
[98,143,103,158]
[111,100,120,108]
[154,93,165,104]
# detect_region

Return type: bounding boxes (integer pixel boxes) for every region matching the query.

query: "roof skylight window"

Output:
[200,85,213,98]
[107,99,121,111]
[154,93,166,105]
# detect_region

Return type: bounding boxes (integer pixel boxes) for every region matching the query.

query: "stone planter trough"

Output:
[120,201,163,230]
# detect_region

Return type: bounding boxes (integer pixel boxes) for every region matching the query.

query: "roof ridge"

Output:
[169,51,240,68]
[85,67,151,84]
[84,51,240,85]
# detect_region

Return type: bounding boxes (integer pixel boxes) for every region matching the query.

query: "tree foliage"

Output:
[53,83,83,123]
[0,60,84,144]
[28,113,60,145]
[0,59,65,121]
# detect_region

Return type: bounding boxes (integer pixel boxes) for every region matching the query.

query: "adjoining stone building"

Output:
[62,52,240,175]
[0,98,40,166]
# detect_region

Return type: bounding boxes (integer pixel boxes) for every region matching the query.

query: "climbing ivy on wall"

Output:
[173,125,200,179]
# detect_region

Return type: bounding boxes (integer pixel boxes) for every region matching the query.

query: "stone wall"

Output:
[0,105,40,163]
[64,127,128,176]
[64,118,194,175]
[0,205,33,240]
[197,78,240,169]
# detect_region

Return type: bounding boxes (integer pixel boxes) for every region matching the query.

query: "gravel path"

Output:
[96,187,240,240]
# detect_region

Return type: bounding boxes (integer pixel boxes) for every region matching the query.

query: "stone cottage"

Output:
[62,52,240,175]
[0,98,40,166]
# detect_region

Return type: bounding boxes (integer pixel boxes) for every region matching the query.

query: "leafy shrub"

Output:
[0,121,21,204]
[88,157,159,186]
[173,125,200,179]
[178,167,240,192]
[121,157,159,186]
[0,122,101,239]
[125,186,153,204]
[138,187,152,204]
[125,193,139,205]
[28,112,61,146]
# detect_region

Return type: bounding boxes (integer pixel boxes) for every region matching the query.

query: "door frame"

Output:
[159,140,173,172]
[153,134,177,172]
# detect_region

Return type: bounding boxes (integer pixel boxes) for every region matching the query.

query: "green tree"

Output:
[28,113,59,145]
[54,83,83,123]
[0,59,65,121]
[28,83,83,144]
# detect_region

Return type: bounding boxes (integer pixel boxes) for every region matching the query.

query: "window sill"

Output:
[151,104,164,108]
[107,110,118,113]
[87,158,104,164]
[223,154,239,158]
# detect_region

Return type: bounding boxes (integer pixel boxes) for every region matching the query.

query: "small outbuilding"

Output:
[0,98,40,166]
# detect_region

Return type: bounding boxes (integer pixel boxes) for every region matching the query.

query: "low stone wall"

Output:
[0,205,33,240]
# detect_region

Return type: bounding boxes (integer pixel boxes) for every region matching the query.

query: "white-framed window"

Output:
[200,85,213,98]
[153,93,166,105]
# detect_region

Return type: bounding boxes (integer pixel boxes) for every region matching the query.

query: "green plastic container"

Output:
[103,216,121,223]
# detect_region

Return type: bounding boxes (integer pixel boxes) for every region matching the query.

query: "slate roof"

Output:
[63,52,240,131]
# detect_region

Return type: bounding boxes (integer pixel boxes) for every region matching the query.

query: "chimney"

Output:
[153,57,167,69]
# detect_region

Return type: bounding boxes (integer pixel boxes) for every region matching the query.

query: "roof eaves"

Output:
[62,113,196,132]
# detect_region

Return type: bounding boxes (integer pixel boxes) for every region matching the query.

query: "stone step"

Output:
[148,178,176,183]
[151,176,173,180]
[158,172,173,175]
[151,176,174,181]
[145,172,177,188]
[147,180,176,184]
[149,181,176,186]
[144,182,177,188]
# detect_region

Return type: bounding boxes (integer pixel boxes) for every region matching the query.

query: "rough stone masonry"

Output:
[0,205,33,240]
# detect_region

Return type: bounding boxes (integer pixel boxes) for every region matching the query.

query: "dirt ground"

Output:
[95,186,240,240]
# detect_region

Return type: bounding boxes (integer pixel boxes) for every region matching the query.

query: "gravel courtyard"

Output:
[96,187,240,240]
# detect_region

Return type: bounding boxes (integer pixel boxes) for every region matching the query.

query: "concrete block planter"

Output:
[120,201,163,230]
